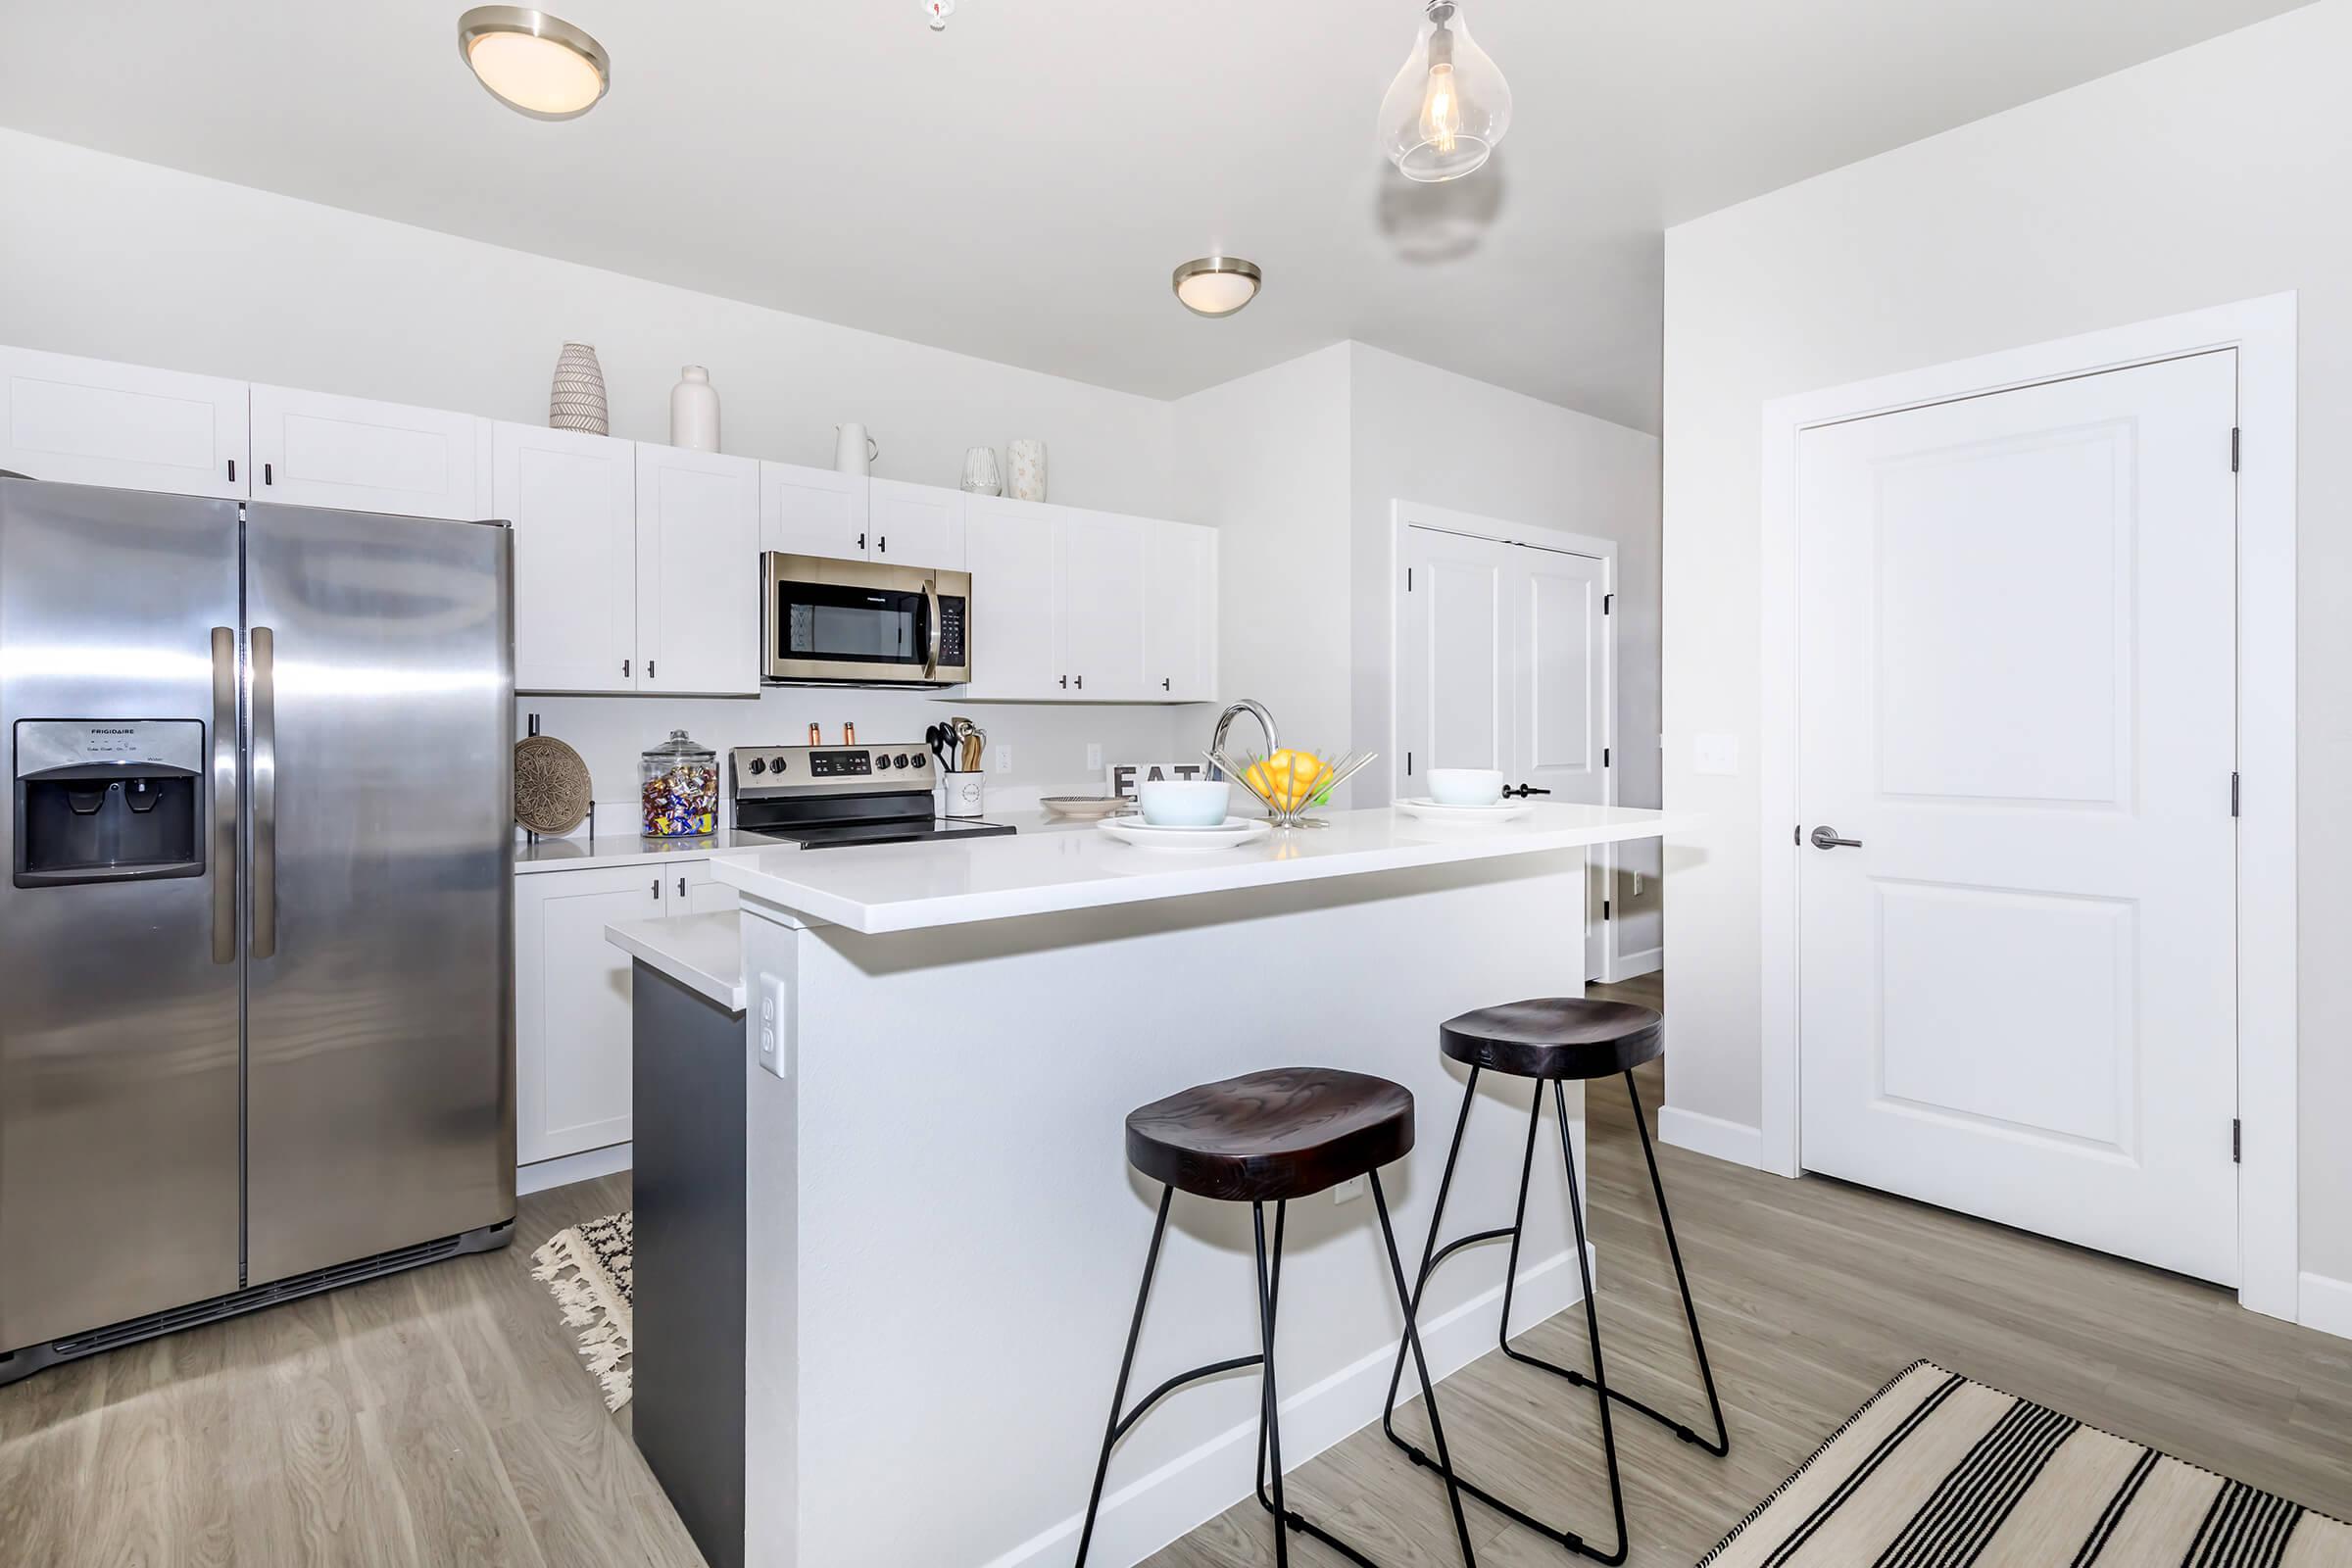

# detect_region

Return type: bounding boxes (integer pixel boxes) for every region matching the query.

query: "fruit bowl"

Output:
[1201,746,1378,829]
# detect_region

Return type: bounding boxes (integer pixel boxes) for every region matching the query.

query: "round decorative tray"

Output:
[514,734,593,835]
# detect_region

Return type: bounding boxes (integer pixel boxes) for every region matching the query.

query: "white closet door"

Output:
[1796,350,2239,1284]
[494,421,637,693]
[0,346,249,498]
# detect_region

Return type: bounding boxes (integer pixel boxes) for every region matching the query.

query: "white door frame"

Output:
[1389,500,1634,981]
[1755,293,2298,1320]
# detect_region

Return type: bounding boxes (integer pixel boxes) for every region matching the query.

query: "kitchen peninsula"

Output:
[612,802,1694,1568]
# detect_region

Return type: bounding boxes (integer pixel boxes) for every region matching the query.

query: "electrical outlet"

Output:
[1693,732,1740,775]
[758,974,787,1079]
[1086,742,1102,770]
[992,744,1012,774]
[1333,1175,1366,1204]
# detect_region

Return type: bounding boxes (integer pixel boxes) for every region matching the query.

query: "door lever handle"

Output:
[1808,826,1863,850]
[1501,784,1552,799]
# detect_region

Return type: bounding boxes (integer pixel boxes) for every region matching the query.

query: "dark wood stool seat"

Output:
[1439,998,1663,1082]
[1124,1066,1415,1202]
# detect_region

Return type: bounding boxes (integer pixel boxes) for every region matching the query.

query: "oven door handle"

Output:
[920,578,941,681]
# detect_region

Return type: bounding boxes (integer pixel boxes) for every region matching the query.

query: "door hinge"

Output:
[1603,746,1612,767]
[2230,771,2241,817]
[1602,898,1612,919]
[1603,592,1614,614]
[1405,751,1413,775]
[2230,427,2241,473]
[2232,1117,2242,1163]
[1406,565,1413,592]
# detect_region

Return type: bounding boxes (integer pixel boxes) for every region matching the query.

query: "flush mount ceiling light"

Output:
[1378,1,1511,182]
[1171,256,1262,318]
[458,7,610,120]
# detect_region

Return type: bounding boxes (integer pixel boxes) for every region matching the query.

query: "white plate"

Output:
[1396,797,1533,822]
[1097,815,1272,851]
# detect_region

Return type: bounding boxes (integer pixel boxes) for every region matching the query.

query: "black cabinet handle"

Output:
[858,532,866,552]
[651,879,660,900]
[227,459,236,482]
[622,659,631,678]
[263,462,272,486]
[1162,677,1171,692]
[677,875,686,898]
[1075,674,1084,691]
[648,660,656,679]
[877,535,887,554]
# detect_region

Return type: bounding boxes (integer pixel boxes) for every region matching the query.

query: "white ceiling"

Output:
[0,0,2310,432]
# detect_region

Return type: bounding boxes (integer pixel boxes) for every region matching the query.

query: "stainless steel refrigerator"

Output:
[0,478,514,1385]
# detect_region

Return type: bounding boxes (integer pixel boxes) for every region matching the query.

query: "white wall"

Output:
[1660,3,2352,1280]
[0,125,1202,803]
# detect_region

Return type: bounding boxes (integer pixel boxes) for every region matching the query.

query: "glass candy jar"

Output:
[639,729,718,839]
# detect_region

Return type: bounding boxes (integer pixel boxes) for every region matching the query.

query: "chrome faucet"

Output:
[1210,700,1280,768]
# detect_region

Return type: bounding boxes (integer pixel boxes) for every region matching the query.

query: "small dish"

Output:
[1396,797,1534,823]
[1426,767,1506,807]
[1097,815,1271,852]
[1041,795,1136,820]
[1138,779,1232,827]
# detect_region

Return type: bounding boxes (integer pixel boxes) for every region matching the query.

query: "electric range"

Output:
[726,744,1016,850]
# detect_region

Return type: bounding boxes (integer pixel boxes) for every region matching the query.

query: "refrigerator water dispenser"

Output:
[13,719,205,887]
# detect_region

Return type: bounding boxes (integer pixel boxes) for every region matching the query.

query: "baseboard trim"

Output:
[1603,946,1663,982]
[977,1243,1597,1568]
[1657,1106,1765,1171]
[2299,1271,2352,1342]
[516,1142,632,1197]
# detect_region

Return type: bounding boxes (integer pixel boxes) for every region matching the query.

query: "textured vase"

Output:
[670,366,719,452]
[961,445,1003,496]
[1007,438,1047,503]
[550,343,609,435]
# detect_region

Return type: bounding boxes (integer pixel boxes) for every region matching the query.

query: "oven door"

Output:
[761,555,968,685]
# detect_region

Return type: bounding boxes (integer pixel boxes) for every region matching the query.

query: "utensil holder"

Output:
[943,771,985,820]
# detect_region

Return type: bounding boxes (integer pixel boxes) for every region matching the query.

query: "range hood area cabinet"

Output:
[497,423,760,697]
[761,466,966,571]
[961,495,1216,703]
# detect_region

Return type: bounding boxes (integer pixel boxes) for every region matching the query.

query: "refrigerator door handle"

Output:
[210,626,239,964]
[250,625,278,960]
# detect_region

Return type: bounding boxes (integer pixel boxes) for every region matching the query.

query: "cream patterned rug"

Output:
[531,1210,632,1411]
[1702,1361,2351,1566]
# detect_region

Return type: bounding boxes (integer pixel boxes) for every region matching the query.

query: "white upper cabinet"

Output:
[1145,521,1218,701]
[494,422,638,694]
[962,496,1060,699]
[250,384,489,519]
[635,445,760,696]
[0,346,249,498]
[760,461,867,562]
[868,479,966,570]
[1055,510,1149,700]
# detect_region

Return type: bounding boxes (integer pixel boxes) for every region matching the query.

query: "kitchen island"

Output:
[615,802,1694,1568]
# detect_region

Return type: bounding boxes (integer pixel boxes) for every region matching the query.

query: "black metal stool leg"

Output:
[1554,1079,1629,1565]
[1382,1067,1482,1436]
[1253,1200,1292,1568]
[1371,1170,1481,1566]
[1075,1186,1174,1567]
[1625,1070,1731,1457]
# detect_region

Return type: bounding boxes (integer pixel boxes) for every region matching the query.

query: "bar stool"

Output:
[1074,1067,1477,1568]
[1381,999,1729,1565]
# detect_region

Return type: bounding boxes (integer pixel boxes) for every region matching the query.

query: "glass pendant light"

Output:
[1378,2,1511,182]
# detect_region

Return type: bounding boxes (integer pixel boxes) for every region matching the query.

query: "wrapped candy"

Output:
[639,729,718,839]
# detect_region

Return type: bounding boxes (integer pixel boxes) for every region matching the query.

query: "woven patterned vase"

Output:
[550,343,609,435]
[1008,438,1047,502]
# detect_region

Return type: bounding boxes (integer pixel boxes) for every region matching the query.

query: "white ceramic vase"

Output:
[549,343,609,435]
[961,446,1004,496]
[1007,438,1047,502]
[669,366,720,452]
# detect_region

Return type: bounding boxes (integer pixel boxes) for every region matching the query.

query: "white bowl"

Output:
[1427,767,1506,808]
[1138,779,1231,827]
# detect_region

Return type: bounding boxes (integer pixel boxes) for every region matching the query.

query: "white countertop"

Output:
[605,910,746,1011]
[515,826,783,875]
[711,803,1694,935]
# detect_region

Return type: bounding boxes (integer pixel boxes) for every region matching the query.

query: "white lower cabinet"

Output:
[250,383,490,520]
[0,346,249,498]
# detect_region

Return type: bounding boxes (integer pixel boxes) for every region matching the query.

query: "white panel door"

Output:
[1797,350,2238,1284]
[636,445,760,695]
[250,384,489,519]
[515,866,665,1165]
[1144,520,1217,701]
[1055,511,1148,699]
[0,346,249,498]
[1518,550,1609,807]
[1398,529,1509,780]
[760,461,868,562]
[869,479,966,569]
[494,421,638,693]
[962,498,1060,699]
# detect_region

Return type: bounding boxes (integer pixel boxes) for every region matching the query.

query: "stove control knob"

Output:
[770,755,789,772]
[747,757,765,775]
[895,753,911,767]
[910,754,926,768]
[875,753,894,769]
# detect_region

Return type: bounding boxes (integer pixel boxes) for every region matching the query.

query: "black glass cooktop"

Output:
[768,817,1016,852]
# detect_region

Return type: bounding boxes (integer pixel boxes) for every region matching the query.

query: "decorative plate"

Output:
[1042,795,1136,820]
[1395,797,1534,822]
[1097,816,1272,851]
[515,734,594,835]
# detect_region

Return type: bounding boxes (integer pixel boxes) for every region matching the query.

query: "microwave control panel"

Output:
[935,595,967,667]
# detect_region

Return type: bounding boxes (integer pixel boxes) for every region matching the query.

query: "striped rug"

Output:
[1701,1361,2350,1567]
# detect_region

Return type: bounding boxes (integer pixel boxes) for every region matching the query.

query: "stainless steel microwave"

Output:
[760,553,971,686]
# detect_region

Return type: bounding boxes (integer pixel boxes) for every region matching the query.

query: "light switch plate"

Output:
[1693,733,1740,776]
[1085,743,1102,770]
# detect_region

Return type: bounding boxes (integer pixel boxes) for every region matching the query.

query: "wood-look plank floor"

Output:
[4,971,2345,1568]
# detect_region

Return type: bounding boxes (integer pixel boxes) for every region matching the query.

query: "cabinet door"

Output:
[666,858,740,914]
[250,384,490,519]
[637,445,760,695]
[760,461,868,561]
[0,346,249,498]
[495,421,638,693]
[515,866,665,1165]
[961,497,1060,699]
[1144,521,1217,701]
[868,479,966,570]
[1055,511,1149,700]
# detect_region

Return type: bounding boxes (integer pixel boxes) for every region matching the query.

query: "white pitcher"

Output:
[834,422,878,476]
